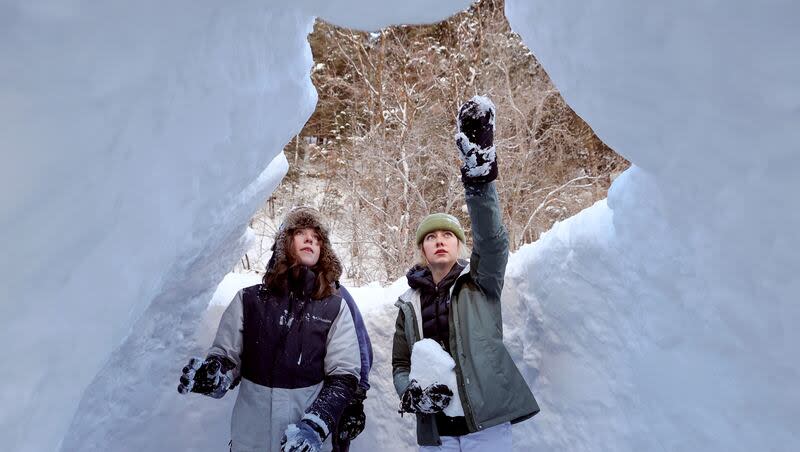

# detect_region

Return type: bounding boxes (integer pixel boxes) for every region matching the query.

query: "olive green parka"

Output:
[392,181,539,446]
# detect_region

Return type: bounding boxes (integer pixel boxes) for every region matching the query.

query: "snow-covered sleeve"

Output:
[207,290,244,382]
[465,181,509,300]
[302,297,360,438]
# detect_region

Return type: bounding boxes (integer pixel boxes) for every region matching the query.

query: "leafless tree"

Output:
[254,0,628,283]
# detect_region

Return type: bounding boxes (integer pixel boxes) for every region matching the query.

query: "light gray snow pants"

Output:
[418,422,512,452]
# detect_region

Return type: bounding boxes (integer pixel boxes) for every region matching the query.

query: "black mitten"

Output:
[337,389,367,441]
[456,96,497,184]
[399,380,425,414]
[423,383,453,413]
[399,380,453,415]
[177,355,235,399]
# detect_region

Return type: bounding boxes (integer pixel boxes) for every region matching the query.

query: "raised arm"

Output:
[465,182,508,300]
[456,96,508,300]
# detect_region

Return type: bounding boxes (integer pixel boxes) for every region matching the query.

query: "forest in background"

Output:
[246,0,629,283]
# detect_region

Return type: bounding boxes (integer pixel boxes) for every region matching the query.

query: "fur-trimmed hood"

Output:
[266,206,343,285]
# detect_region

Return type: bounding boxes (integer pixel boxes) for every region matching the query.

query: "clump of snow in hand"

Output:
[285,423,300,435]
[282,423,304,449]
[468,95,496,127]
[455,132,497,177]
[408,339,464,417]
[456,95,496,129]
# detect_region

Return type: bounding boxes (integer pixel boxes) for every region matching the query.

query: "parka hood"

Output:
[266,206,343,286]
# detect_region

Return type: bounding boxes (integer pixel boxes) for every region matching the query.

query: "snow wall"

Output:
[0,2,472,451]
[501,1,800,451]
[3,0,798,451]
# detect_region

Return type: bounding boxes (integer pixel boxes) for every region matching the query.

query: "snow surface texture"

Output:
[2,1,308,448]
[501,1,800,451]
[0,1,473,451]
[408,339,464,417]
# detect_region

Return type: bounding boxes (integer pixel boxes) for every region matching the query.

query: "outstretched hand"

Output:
[177,355,234,399]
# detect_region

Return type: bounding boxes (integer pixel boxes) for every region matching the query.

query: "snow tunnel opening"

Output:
[236,0,629,286]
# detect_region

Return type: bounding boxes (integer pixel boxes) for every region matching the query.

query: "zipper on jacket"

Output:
[448,289,479,432]
[434,293,441,345]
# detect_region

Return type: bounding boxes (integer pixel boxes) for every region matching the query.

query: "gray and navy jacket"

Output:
[209,268,362,452]
[339,285,372,393]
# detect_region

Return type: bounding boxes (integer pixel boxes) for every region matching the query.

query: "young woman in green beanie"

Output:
[392,96,539,451]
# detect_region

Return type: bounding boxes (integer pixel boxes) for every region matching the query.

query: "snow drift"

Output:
[501,1,800,451]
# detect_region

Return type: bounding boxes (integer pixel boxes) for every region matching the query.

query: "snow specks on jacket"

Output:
[279,309,294,328]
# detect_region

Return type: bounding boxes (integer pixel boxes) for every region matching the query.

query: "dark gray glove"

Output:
[456,96,497,184]
[177,355,235,399]
[337,387,367,441]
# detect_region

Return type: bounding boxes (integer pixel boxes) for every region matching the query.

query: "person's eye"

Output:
[444,231,453,237]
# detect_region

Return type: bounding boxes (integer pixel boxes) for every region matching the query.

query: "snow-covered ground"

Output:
[2,0,798,451]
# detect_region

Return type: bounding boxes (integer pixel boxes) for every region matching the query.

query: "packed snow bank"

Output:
[1,2,307,448]
[503,1,800,450]
[0,1,473,451]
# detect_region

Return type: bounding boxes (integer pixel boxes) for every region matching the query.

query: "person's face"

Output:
[291,228,322,267]
[422,229,459,268]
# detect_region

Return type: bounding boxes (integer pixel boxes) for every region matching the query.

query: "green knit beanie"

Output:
[415,213,466,245]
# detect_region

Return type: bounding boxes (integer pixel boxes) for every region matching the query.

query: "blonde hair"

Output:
[415,240,471,268]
